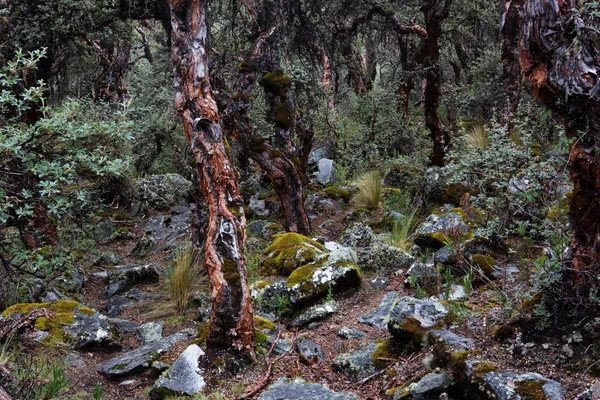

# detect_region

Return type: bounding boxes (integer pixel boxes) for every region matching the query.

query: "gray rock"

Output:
[150,344,205,399]
[297,336,324,365]
[249,195,269,216]
[415,209,469,248]
[338,327,364,340]
[291,301,337,327]
[94,251,120,266]
[132,174,194,210]
[128,236,158,259]
[434,246,457,267]
[144,212,192,242]
[359,291,400,329]
[102,263,161,298]
[405,262,438,287]
[64,352,86,369]
[309,145,331,165]
[391,372,449,400]
[341,224,414,272]
[64,313,116,348]
[248,220,270,238]
[126,289,167,302]
[138,321,164,344]
[258,378,359,400]
[316,158,336,185]
[332,343,379,382]
[239,177,262,203]
[508,177,530,194]
[97,330,196,378]
[108,318,140,336]
[370,277,389,290]
[103,295,133,317]
[478,371,566,400]
[265,335,292,355]
[95,221,115,244]
[388,297,448,343]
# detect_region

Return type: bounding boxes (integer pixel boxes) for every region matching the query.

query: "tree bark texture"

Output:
[168,0,254,355]
[223,1,312,235]
[500,1,522,130]
[504,0,600,301]
[419,0,453,167]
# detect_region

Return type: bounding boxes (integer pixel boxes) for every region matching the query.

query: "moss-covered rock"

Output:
[261,233,326,276]
[470,254,497,277]
[442,183,478,205]
[325,186,351,202]
[387,297,448,347]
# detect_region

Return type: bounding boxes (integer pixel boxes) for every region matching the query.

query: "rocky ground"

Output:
[1,169,600,400]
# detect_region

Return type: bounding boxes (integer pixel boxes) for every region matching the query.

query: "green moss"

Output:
[262,233,325,276]
[35,317,51,331]
[253,280,272,290]
[49,300,80,312]
[273,102,294,130]
[471,361,496,379]
[515,379,545,400]
[237,60,253,73]
[372,339,395,369]
[471,254,496,276]
[253,315,276,332]
[262,71,292,96]
[254,331,269,346]
[249,135,268,152]
[196,323,210,343]
[267,224,284,232]
[397,317,427,345]
[2,302,50,318]
[287,264,316,287]
[53,312,75,324]
[325,186,351,202]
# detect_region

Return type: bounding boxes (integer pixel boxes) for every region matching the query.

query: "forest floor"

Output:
[6,193,599,400]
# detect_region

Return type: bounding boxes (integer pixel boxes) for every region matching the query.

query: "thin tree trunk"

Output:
[169,0,254,356]
[500,2,522,130]
[419,0,452,167]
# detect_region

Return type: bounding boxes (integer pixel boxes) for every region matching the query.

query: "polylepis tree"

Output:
[168,0,254,357]
[503,0,600,310]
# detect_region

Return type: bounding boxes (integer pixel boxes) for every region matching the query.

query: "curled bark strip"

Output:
[169,0,254,357]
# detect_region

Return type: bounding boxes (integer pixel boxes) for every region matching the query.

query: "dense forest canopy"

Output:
[1,0,600,398]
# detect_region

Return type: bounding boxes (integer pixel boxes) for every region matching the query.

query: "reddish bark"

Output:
[169,0,254,356]
[504,0,600,301]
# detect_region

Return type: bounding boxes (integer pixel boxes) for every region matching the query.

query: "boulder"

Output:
[143,212,192,242]
[258,378,359,400]
[64,312,117,348]
[341,224,414,272]
[290,301,337,327]
[97,330,196,378]
[415,208,470,249]
[132,174,194,210]
[316,158,336,185]
[102,263,161,298]
[472,371,566,400]
[150,344,205,399]
[428,329,475,369]
[261,233,326,276]
[359,291,400,329]
[404,261,438,288]
[389,372,449,400]
[332,343,379,382]
[338,327,364,340]
[297,336,324,365]
[103,295,133,317]
[388,296,448,345]
[128,236,158,259]
[137,321,164,344]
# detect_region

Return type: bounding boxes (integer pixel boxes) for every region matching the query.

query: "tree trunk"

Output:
[504,0,600,304]
[419,0,452,167]
[500,1,522,130]
[168,0,254,356]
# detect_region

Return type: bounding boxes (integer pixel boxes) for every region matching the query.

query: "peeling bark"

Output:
[504,0,600,303]
[168,0,254,356]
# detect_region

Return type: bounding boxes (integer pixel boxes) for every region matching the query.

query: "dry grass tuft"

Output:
[465,124,489,149]
[354,170,383,210]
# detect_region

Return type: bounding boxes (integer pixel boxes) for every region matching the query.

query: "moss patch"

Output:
[470,361,496,379]
[254,331,269,347]
[262,71,292,96]
[372,339,397,369]
[515,379,545,400]
[273,102,294,130]
[2,302,51,318]
[253,315,276,332]
[325,186,351,202]
[77,306,95,316]
[471,254,496,276]
[261,233,325,276]
[287,264,317,287]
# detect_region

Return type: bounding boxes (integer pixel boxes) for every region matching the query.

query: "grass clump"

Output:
[354,170,383,210]
[465,124,488,149]
[389,209,418,251]
[167,244,203,313]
